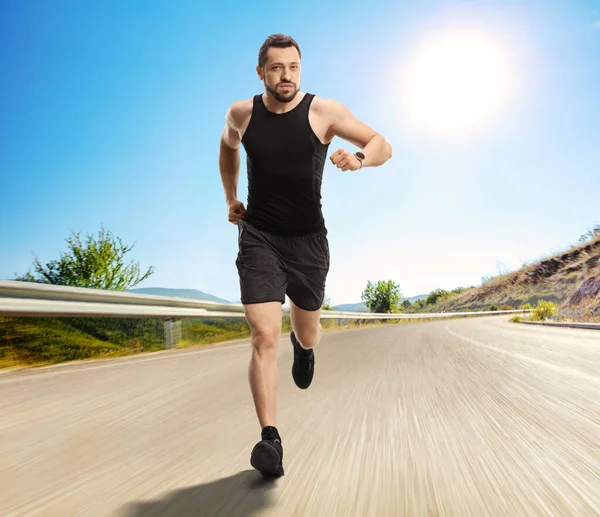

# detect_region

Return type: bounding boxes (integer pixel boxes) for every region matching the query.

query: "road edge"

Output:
[518,320,600,330]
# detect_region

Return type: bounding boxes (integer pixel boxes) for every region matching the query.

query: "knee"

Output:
[295,323,322,350]
[251,326,280,356]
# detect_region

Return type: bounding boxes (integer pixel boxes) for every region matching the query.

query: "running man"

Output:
[219,33,392,476]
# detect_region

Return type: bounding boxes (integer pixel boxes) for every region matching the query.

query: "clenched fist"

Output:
[227,199,247,225]
[329,149,362,171]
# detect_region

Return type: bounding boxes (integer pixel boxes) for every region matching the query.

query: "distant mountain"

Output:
[333,294,428,312]
[126,287,231,304]
[404,294,428,303]
[332,302,369,312]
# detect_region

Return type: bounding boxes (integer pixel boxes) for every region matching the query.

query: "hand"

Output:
[329,149,362,171]
[227,199,247,225]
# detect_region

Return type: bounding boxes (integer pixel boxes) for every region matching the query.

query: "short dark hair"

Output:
[258,34,301,68]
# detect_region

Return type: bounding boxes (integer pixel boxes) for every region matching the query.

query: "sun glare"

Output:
[400,30,516,139]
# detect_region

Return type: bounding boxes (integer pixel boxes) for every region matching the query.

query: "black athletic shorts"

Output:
[235,219,330,311]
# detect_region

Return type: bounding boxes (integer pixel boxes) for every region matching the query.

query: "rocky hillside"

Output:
[433,235,600,322]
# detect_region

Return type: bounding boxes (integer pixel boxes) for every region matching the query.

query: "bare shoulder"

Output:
[311,96,349,119]
[311,94,379,147]
[226,98,253,129]
[221,97,253,149]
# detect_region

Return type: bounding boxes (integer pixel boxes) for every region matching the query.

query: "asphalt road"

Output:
[1,316,599,516]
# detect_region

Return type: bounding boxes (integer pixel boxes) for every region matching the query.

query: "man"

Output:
[219,33,392,477]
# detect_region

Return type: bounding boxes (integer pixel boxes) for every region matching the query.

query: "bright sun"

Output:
[400,30,515,139]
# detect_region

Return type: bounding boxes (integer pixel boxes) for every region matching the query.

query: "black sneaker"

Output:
[291,331,315,389]
[250,427,284,477]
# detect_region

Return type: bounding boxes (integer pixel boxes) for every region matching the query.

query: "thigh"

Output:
[244,301,283,342]
[285,230,330,311]
[289,298,321,336]
[236,221,287,305]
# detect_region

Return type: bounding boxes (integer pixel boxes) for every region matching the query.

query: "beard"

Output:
[265,81,299,103]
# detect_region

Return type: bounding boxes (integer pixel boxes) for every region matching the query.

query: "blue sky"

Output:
[1,0,599,305]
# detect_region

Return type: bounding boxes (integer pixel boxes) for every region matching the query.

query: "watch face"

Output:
[356,152,365,159]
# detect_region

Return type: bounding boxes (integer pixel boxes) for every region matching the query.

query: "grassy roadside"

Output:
[1,313,481,371]
[0,299,580,371]
[0,316,165,370]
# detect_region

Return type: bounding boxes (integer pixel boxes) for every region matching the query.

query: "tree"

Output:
[413,299,425,311]
[425,288,450,306]
[361,280,403,313]
[322,294,333,310]
[402,299,412,310]
[15,225,155,291]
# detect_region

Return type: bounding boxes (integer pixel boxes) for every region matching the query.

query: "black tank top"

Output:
[241,93,330,236]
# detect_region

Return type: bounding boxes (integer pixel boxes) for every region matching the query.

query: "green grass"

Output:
[0,316,166,369]
[180,319,252,347]
[0,316,257,369]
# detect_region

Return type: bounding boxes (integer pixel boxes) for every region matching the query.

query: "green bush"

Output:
[510,315,521,323]
[531,300,558,321]
[520,303,533,310]
[425,289,450,306]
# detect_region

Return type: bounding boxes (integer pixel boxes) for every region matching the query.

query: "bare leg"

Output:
[290,299,322,350]
[244,301,282,429]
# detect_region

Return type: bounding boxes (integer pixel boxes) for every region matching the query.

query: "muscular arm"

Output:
[219,101,252,224]
[326,99,392,168]
[219,103,243,203]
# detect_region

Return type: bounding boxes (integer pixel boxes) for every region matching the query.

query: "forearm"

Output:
[360,134,392,167]
[219,141,240,203]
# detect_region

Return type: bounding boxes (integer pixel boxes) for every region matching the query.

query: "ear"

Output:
[256,65,263,81]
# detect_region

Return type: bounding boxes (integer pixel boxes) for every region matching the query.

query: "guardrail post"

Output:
[164,319,181,349]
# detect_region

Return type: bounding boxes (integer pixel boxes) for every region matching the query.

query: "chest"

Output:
[241,101,330,146]
[242,112,329,165]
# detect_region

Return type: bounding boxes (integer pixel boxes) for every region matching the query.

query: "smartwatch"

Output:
[355,152,365,168]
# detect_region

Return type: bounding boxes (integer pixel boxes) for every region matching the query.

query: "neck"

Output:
[262,91,304,114]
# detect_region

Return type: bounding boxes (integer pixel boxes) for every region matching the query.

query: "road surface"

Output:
[1,316,599,516]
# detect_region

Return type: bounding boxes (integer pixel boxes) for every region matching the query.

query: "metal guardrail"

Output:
[0,280,528,319]
[0,280,531,347]
[319,309,527,319]
[0,280,244,317]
